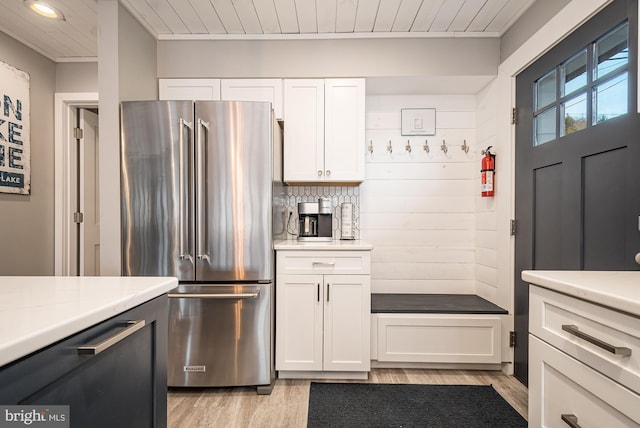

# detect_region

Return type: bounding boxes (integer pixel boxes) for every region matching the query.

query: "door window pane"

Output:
[562,93,587,136]
[595,23,628,79]
[535,107,556,146]
[562,50,587,96]
[593,72,628,124]
[535,70,556,110]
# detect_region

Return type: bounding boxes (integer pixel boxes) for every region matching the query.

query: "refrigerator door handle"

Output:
[179,118,193,264]
[196,118,210,263]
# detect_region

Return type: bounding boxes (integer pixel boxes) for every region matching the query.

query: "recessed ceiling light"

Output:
[24,0,65,21]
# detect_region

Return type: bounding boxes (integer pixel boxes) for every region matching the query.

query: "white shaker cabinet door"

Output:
[324,78,365,182]
[221,79,283,120]
[158,79,221,100]
[323,274,371,372]
[283,79,325,182]
[275,274,324,371]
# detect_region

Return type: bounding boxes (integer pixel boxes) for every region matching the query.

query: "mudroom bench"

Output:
[370,294,508,369]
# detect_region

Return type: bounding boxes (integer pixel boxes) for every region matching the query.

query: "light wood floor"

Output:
[168,368,528,427]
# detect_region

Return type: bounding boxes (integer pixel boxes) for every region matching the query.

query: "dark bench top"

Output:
[371,294,508,314]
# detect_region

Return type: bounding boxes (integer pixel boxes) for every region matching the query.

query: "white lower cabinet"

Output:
[530,336,640,427]
[529,284,640,427]
[275,251,371,378]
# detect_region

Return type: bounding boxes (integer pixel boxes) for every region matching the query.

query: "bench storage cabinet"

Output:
[371,294,506,367]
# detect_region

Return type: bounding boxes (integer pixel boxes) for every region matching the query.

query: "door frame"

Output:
[54,92,99,276]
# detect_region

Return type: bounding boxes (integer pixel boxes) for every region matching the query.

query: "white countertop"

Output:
[274,239,373,251]
[522,270,640,316]
[0,276,177,367]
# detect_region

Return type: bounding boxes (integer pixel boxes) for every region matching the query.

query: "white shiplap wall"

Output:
[475,80,499,300]
[361,95,477,294]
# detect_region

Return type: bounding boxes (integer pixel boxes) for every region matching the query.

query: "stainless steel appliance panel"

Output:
[195,101,273,282]
[167,283,271,387]
[120,101,195,280]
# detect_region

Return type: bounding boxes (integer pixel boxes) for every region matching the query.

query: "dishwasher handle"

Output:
[168,290,260,299]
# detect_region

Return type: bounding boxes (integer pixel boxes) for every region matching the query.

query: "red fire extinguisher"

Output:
[481,146,495,197]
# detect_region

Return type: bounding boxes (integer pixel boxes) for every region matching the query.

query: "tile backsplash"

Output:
[284,186,360,240]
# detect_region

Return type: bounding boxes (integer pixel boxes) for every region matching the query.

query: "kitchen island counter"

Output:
[521,270,640,316]
[0,276,176,367]
[275,239,373,251]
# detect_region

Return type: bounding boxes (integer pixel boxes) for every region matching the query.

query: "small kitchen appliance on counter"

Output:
[297,198,332,241]
[340,202,355,240]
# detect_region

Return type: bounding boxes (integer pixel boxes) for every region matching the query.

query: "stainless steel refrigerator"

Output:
[120,100,283,393]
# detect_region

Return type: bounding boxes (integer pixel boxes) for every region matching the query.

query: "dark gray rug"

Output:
[307,383,527,428]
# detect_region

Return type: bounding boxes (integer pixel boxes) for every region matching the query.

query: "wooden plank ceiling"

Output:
[0,0,534,61]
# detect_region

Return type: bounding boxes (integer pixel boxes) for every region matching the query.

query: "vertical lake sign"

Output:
[0,60,30,195]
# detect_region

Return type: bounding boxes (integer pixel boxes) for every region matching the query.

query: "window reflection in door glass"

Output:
[596,23,628,79]
[593,72,628,124]
[535,70,556,110]
[562,93,587,136]
[535,107,556,146]
[562,50,587,96]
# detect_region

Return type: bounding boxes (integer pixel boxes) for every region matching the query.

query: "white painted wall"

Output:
[361,95,477,294]
[157,38,499,81]
[0,31,56,275]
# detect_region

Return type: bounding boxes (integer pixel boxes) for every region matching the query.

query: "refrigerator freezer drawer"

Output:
[167,283,272,387]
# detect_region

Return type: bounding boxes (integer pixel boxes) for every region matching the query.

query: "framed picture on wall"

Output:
[401,108,435,136]
[0,60,30,195]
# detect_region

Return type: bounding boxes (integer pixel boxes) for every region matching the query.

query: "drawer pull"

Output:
[312,261,335,267]
[78,320,146,355]
[561,414,581,428]
[168,291,259,299]
[561,324,632,356]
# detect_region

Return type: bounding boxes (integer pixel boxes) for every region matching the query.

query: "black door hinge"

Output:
[509,331,517,347]
[510,219,517,236]
[511,108,517,125]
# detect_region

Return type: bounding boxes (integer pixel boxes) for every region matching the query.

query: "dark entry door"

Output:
[514,0,640,385]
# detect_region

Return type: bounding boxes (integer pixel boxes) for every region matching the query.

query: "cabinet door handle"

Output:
[317,283,320,302]
[561,414,581,428]
[78,320,146,355]
[326,283,330,301]
[561,324,632,356]
[317,170,323,176]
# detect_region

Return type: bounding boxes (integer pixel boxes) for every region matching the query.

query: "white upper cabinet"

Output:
[221,79,283,120]
[284,78,365,183]
[158,79,221,100]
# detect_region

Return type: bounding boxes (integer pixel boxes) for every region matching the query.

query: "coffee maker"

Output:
[297,198,332,241]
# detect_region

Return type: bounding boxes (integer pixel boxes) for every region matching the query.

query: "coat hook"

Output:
[387,140,393,154]
[405,140,412,153]
[441,139,448,154]
[423,139,430,154]
[368,140,374,154]
[461,139,469,153]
